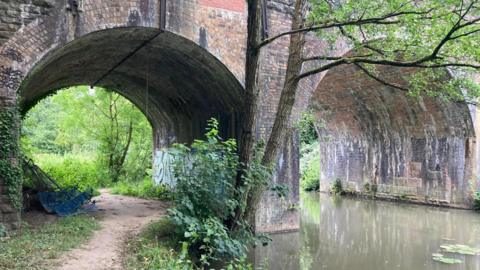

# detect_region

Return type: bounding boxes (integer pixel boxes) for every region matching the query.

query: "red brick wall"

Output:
[199,0,246,13]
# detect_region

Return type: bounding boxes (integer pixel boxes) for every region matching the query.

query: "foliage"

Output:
[32,153,105,192]
[363,182,377,195]
[22,86,152,185]
[0,215,100,270]
[440,244,480,255]
[296,111,318,146]
[331,178,343,195]
[300,145,320,192]
[123,219,194,270]
[474,192,480,210]
[431,242,480,265]
[270,184,290,198]
[307,0,480,101]
[111,178,173,201]
[432,253,462,264]
[0,107,23,210]
[22,97,65,154]
[167,119,268,265]
[123,219,255,270]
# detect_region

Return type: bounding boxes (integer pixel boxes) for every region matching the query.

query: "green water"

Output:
[251,193,480,270]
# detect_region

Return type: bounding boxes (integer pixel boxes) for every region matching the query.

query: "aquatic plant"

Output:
[440,244,480,255]
[432,253,462,264]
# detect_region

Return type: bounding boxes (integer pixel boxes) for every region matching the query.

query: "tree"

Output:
[236,0,480,227]
[22,86,153,183]
[58,87,152,183]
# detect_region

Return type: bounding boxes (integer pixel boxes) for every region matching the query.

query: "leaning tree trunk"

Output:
[230,0,265,230]
[244,0,307,226]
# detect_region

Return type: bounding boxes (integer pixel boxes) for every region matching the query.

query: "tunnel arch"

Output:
[309,60,475,205]
[18,27,245,148]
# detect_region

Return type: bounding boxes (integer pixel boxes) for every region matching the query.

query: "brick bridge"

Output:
[0,0,478,231]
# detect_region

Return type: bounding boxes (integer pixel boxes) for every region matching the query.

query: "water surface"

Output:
[251,193,480,270]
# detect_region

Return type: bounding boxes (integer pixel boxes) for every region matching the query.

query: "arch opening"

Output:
[21,86,155,193]
[18,27,245,148]
[309,61,475,205]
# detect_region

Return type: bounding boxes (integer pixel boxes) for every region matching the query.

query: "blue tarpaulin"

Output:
[23,157,97,216]
[37,189,94,217]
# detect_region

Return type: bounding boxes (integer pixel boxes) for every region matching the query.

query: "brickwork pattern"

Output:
[312,63,475,206]
[0,0,476,231]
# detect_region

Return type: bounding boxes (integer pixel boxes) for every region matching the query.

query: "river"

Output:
[251,193,480,270]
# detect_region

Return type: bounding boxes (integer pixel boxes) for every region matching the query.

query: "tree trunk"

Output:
[244,0,307,227]
[230,0,264,229]
[237,0,263,180]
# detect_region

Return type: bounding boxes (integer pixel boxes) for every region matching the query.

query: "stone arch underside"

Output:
[18,27,245,148]
[311,63,475,205]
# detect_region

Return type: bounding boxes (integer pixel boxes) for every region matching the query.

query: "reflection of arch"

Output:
[18,27,245,147]
[310,58,474,204]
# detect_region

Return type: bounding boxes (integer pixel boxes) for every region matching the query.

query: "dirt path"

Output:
[55,189,168,270]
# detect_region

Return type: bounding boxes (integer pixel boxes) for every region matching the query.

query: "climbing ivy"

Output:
[0,106,22,211]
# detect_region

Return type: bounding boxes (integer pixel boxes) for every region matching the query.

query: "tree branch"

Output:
[258,9,434,48]
[353,63,409,91]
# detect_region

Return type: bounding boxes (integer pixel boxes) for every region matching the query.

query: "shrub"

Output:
[331,178,343,195]
[167,119,269,266]
[474,192,480,210]
[301,153,320,192]
[32,154,105,192]
[363,182,371,193]
[297,111,318,146]
[111,178,172,200]
[123,219,254,270]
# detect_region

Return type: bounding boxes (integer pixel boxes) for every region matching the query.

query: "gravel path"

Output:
[55,189,167,270]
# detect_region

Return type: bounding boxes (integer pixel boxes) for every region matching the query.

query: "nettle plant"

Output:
[167,119,270,265]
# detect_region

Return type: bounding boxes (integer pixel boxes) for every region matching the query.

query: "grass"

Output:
[122,219,194,270]
[123,219,256,270]
[111,178,173,201]
[0,215,100,270]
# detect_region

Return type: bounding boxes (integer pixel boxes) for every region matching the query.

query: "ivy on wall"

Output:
[0,106,22,211]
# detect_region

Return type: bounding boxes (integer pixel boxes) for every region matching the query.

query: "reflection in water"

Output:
[251,193,480,270]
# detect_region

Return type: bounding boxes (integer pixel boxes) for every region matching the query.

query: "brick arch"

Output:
[310,61,475,205]
[0,0,247,94]
[0,0,249,145]
[18,27,244,146]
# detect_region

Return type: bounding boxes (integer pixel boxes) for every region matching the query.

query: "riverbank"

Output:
[326,190,476,210]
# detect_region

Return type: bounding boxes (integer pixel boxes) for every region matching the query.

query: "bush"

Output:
[32,154,105,192]
[364,182,378,195]
[111,178,172,200]
[167,119,268,266]
[297,111,318,146]
[331,178,343,195]
[123,219,254,270]
[474,192,480,210]
[301,153,320,192]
